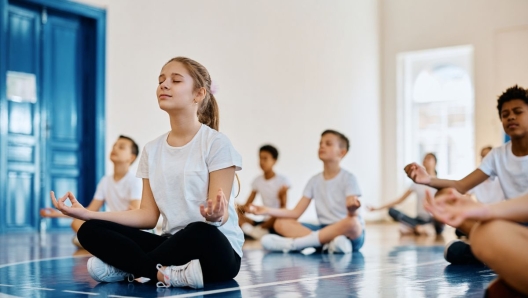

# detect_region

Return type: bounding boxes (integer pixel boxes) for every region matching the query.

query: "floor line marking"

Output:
[0,285,15,287]
[20,287,54,291]
[62,290,99,295]
[0,255,89,269]
[167,260,446,298]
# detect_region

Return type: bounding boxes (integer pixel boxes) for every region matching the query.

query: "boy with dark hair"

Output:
[238,144,290,239]
[248,130,365,253]
[405,85,528,264]
[41,135,143,248]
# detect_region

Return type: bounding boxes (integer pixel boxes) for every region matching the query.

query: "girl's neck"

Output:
[323,161,341,180]
[264,170,276,180]
[113,163,129,181]
[511,137,528,156]
[167,112,202,147]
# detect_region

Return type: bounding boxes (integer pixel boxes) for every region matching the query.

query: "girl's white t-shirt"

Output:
[136,125,244,257]
[93,170,142,212]
[479,141,528,200]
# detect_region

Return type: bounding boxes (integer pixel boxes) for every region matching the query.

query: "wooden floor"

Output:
[0,223,496,297]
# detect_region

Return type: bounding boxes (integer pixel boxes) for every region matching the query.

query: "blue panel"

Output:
[6,171,34,228]
[52,151,78,167]
[7,6,37,72]
[48,20,79,141]
[7,144,33,162]
[8,101,34,134]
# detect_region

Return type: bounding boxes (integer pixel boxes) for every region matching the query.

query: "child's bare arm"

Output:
[368,189,413,211]
[278,186,288,208]
[248,196,311,219]
[243,190,257,208]
[405,162,489,193]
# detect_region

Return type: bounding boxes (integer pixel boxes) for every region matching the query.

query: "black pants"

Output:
[388,208,445,235]
[77,220,241,283]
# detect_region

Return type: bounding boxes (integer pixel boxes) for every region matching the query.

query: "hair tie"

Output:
[210,80,219,95]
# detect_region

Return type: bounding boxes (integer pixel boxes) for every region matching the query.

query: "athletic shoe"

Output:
[87,257,132,282]
[324,235,352,254]
[72,235,83,249]
[261,234,295,252]
[241,223,269,240]
[444,240,482,265]
[156,259,203,289]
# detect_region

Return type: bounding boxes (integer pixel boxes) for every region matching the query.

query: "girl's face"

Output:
[422,154,436,170]
[156,61,202,112]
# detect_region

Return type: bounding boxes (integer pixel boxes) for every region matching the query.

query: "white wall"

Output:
[380,0,528,215]
[74,0,382,221]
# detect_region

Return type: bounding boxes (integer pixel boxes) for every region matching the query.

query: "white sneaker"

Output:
[87,257,132,282]
[242,223,269,240]
[324,235,352,254]
[156,259,204,289]
[261,234,294,252]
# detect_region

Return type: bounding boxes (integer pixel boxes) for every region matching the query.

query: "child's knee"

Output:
[273,218,291,233]
[344,217,363,238]
[470,220,506,262]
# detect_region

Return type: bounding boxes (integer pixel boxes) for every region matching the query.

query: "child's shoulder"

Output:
[339,168,358,180]
[144,132,170,150]
[200,125,232,145]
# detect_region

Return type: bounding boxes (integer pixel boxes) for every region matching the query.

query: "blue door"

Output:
[0,2,103,233]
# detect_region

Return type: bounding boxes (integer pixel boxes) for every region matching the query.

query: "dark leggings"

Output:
[77,220,241,283]
[388,208,445,235]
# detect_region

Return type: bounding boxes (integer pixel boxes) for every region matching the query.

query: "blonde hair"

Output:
[164,57,219,130]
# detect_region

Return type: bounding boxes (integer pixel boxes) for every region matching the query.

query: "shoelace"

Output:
[155,264,189,288]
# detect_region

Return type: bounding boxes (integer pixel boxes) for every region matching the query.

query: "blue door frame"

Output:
[0,0,106,233]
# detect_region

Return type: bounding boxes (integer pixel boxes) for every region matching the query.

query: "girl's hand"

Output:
[246,204,269,215]
[424,188,490,227]
[200,189,227,222]
[404,162,431,184]
[50,191,89,220]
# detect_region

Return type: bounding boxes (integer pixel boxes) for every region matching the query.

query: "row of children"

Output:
[45,56,527,295]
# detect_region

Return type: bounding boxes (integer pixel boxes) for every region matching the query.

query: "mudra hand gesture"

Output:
[200,189,227,222]
[50,191,89,220]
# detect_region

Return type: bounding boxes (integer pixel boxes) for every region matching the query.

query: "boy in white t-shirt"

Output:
[404,85,528,264]
[248,130,365,253]
[238,145,290,239]
[41,135,142,247]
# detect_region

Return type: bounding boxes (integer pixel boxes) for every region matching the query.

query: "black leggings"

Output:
[77,220,241,283]
[388,208,445,235]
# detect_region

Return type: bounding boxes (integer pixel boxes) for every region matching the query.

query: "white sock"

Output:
[292,231,321,250]
[241,223,254,233]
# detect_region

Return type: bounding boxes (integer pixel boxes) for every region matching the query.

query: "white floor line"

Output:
[0,255,89,269]
[0,293,23,298]
[20,287,54,291]
[167,260,446,298]
[62,290,99,295]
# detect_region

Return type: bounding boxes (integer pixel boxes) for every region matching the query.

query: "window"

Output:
[398,46,475,181]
